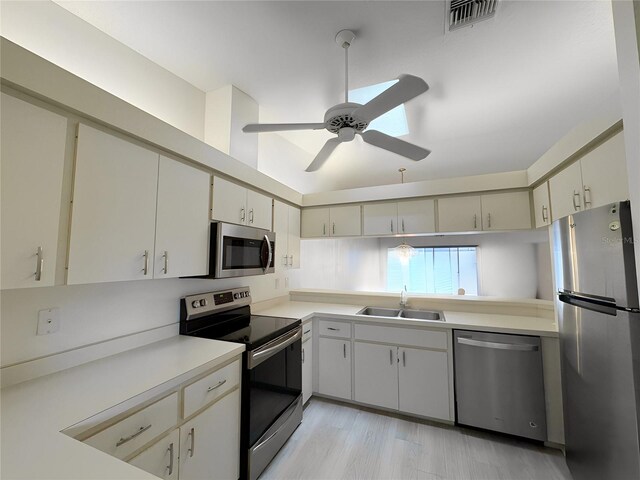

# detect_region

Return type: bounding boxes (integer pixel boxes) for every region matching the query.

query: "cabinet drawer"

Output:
[183,359,240,419]
[318,320,351,338]
[354,324,447,350]
[302,323,313,342]
[85,392,179,460]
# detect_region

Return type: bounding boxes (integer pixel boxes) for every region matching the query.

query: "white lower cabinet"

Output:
[129,429,180,480]
[318,337,351,399]
[398,347,450,420]
[179,390,240,480]
[354,342,398,410]
[302,336,313,404]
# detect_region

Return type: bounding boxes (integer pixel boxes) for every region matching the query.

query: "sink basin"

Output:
[399,309,443,321]
[357,307,401,317]
[356,306,444,322]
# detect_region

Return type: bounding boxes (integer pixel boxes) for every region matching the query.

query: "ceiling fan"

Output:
[242,30,431,172]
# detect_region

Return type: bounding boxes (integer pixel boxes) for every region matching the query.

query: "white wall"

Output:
[299,230,551,299]
[0,273,300,368]
[0,0,206,140]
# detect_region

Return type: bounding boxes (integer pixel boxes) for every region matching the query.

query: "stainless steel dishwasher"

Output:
[454,330,547,441]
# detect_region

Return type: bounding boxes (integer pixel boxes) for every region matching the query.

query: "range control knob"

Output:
[191,300,200,308]
[233,293,240,300]
[200,299,208,307]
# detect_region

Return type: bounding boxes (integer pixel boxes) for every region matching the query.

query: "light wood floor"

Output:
[261,398,571,480]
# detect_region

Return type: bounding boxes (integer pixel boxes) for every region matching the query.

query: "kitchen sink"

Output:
[356,306,444,322]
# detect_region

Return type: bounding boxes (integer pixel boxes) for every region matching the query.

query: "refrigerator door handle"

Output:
[558,289,617,305]
[558,290,620,316]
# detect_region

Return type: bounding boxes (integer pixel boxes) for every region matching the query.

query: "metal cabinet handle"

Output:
[162,251,169,274]
[473,214,477,229]
[457,336,539,351]
[487,213,491,229]
[323,223,326,236]
[572,191,581,211]
[283,255,289,266]
[403,350,406,367]
[389,349,393,365]
[289,255,293,266]
[327,327,340,331]
[390,219,394,233]
[332,222,336,235]
[35,246,43,281]
[142,250,149,275]
[541,205,549,223]
[583,186,592,207]
[187,427,195,458]
[166,442,174,475]
[116,424,152,447]
[402,219,405,233]
[343,343,347,358]
[303,329,311,335]
[207,379,227,392]
[249,209,254,224]
[241,207,246,222]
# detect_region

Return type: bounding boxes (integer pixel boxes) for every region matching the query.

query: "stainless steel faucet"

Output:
[400,285,408,308]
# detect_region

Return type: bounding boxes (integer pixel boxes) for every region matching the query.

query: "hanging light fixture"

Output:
[394,241,416,264]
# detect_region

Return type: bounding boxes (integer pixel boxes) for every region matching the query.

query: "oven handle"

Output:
[248,327,302,369]
[262,234,273,273]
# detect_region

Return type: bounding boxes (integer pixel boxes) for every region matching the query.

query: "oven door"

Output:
[213,222,275,278]
[247,327,302,480]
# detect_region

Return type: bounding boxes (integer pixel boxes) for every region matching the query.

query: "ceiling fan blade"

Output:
[242,123,325,133]
[360,130,431,161]
[305,137,342,172]
[352,74,429,124]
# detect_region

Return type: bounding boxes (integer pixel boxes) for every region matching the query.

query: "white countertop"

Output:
[0,335,244,480]
[253,300,558,337]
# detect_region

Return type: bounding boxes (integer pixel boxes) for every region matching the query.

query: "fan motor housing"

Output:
[324,102,368,134]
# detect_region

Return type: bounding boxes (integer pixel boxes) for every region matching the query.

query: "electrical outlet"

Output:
[37,308,61,335]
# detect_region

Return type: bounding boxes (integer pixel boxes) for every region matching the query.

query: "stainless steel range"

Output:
[180,287,302,480]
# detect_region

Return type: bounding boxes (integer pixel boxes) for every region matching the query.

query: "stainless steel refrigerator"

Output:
[553,201,640,480]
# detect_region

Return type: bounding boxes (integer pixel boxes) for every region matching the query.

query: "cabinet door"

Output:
[354,342,398,410]
[301,208,330,237]
[398,347,450,420]
[288,206,301,269]
[67,124,159,285]
[1,94,67,289]
[437,196,482,232]
[330,205,361,236]
[302,338,313,404]
[549,161,583,221]
[532,182,552,228]
[212,176,247,225]
[247,189,273,231]
[154,157,209,278]
[273,200,290,270]
[398,199,436,234]
[180,389,240,480]
[480,192,531,230]
[318,337,351,400]
[129,429,179,480]
[580,132,629,210]
[363,203,398,236]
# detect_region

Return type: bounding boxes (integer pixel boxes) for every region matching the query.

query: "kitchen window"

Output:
[386,246,478,295]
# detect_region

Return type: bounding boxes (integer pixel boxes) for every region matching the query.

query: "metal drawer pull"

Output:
[327,327,340,331]
[457,336,539,351]
[142,250,149,275]
[115,424,152,447]
[207,379,227,392]
[35,246,43,281]
[572,191,581,210]
[188,427,195,457]
[303,329,311,335]
[166,442,174,475]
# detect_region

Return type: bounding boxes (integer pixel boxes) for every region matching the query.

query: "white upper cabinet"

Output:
[1,94,67,290]
[533,182,552,228]
[211,176,272,230]
[481,191,531,231]
[273,200,301,269]
[363,203,398,236]
[549,131,628,222]
[437,195,482,232]
[154,156,210,279]
[301,205,361,237]
[398,199,436,234]
[579,132,628,210]
[68,124,159,285]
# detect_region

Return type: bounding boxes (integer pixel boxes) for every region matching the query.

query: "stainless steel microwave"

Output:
[206,222,275,278]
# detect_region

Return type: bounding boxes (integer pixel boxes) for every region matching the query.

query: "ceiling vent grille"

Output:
[449,0,498,30]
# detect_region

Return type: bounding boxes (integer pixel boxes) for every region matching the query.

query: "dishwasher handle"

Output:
[457,336,539,352]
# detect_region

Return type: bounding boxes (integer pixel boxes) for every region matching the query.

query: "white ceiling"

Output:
[54,1,621,194]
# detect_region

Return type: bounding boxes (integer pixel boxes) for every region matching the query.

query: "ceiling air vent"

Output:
[449,0,498,30]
